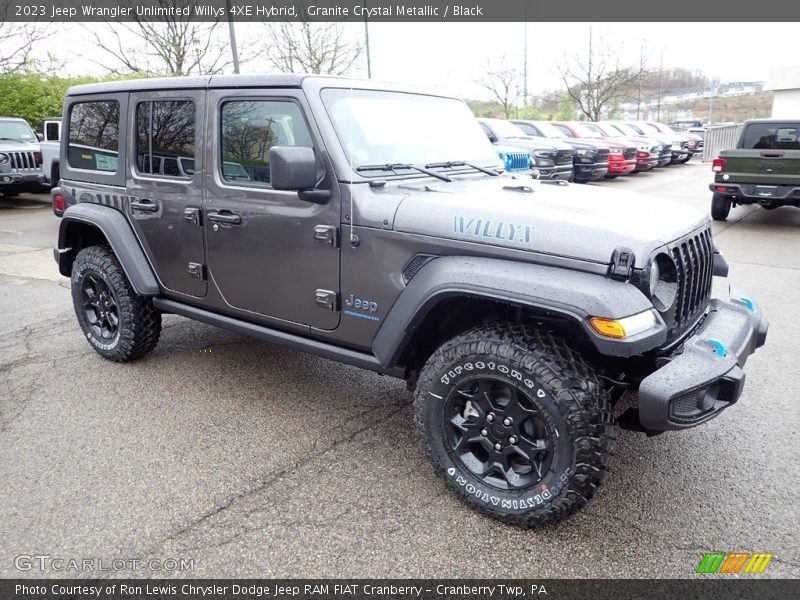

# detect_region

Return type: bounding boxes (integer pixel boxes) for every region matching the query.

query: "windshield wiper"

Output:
[0,137,25,143]
[424,160,500,176]
[355,162,452,182]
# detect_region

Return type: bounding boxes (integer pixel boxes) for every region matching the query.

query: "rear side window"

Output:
[741,123,800,150]
[220,100,313,186]
[135,100,196,177]
[68,101,120,172]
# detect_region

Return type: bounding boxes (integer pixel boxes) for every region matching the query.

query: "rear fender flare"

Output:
[57,203,159,296]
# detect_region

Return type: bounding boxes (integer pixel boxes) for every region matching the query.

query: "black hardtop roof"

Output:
[66,73,352,96]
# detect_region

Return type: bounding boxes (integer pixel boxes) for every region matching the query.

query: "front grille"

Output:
[623,147,636,160]
[671,228,714,331]
[506,151,531,171]
[595,149,609,163]
[555,149,573,165]
[8,151,38,171]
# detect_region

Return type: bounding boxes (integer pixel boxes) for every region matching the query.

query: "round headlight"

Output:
[0,153,9,165]
[649,253,678,312]
[648,260,660,295]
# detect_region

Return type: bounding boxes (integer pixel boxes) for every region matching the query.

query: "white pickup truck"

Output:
[38,117,61,186]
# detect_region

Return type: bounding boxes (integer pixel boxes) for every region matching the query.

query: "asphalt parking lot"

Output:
[1,162,798,579]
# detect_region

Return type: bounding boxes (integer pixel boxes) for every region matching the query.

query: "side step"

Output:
[153,297,402,378]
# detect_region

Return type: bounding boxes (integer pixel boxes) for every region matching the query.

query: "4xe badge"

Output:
[343,294,380,322]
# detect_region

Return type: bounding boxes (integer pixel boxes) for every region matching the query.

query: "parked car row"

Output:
[479,117,703,184]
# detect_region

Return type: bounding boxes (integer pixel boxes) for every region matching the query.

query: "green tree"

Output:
[555,96,577,121]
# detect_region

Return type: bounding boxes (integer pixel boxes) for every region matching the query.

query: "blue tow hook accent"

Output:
[707,339,727,358]
[738,296,756,311]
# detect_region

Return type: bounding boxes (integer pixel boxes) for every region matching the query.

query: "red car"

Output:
[551,121,637,178]
[580,121,659,172]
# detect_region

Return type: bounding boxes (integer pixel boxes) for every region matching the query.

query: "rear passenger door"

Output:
[202,89,341,330]
[126,91,207,298]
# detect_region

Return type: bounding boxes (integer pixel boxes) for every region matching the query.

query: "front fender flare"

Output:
[57,203,159,296]
[372,256,666,368]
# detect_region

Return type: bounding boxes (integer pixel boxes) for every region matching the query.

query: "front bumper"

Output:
[538,164,573,181]
[0,171,45,190]
[608,156,637,175]
[0,172,24,187]
[638,288,768,431]
[574,161,608,181]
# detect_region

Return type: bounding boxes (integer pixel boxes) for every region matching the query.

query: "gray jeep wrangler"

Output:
[52,75,768,527]
[0,117,46,195]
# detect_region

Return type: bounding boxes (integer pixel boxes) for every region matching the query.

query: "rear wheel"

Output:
[71,245,161,362]
[414,324,615,527]
[711,192,731,221]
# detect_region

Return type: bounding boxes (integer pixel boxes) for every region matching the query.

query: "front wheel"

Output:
[711,192,731,221]
[414,324,615,527]
[71,245,162,362]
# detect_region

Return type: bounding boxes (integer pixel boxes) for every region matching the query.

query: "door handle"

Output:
[130,199,159,212]
[207,211,242,225]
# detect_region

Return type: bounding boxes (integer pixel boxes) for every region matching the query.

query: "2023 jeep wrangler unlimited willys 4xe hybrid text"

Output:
[51,75,768,527]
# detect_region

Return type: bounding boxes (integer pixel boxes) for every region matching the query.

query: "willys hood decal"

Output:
[392,177,708,265]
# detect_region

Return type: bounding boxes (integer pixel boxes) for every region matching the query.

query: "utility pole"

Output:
[225,0,240,74]
[656,48,664,121]
[636,41,645,119]
[523,3,528,106]
[363,1,372,78]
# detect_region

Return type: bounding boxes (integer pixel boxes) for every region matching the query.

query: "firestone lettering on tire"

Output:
[449,468,572,510]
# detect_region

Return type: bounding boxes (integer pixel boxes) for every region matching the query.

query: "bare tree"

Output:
[262,22,363,75]
[559,28,647,121]
[83,1,235,76]
[478,60,521,119]
[0,13,48,73]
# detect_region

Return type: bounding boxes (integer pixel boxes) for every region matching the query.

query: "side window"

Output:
[135,100,195,177]
[45,122,60,141]
[220,100,313,186]
[68,100,120,172]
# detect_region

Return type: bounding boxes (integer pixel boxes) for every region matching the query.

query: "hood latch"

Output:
[609,246,635,281]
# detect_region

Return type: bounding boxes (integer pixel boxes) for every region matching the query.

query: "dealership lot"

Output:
[1,161,798,578]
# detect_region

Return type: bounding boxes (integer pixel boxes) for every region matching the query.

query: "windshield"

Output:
[612,123,640,137]
[581,123,607,137]
[568,122,602,138]
[640,123,661,134]
[321,88,500,171]
[485,119,529,139]
[534,121,568,138]
[0,120,36,142]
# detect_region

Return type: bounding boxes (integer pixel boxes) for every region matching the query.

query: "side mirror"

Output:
[487,133,498,144]
[35,132,44,142]
[269,146,317,191]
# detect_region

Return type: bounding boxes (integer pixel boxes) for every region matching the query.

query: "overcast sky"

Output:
[31,22,800,99]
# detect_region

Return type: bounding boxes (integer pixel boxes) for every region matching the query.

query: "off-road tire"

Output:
[414,324,615,527]
[71,245,161,362]
[711,192,731,221]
